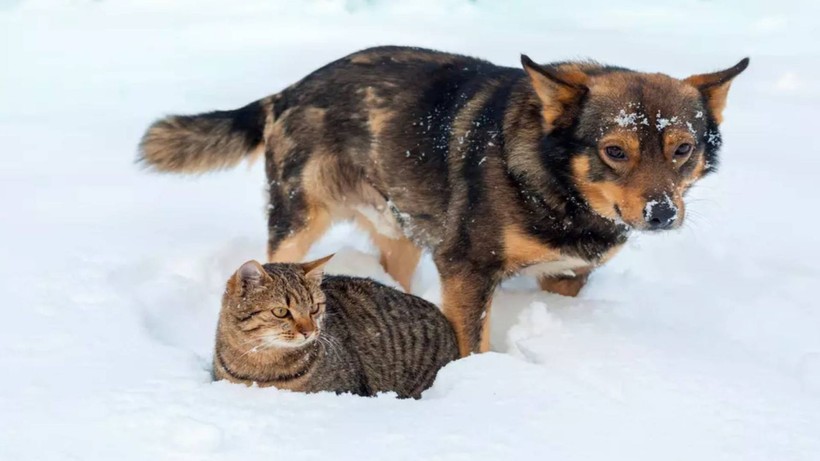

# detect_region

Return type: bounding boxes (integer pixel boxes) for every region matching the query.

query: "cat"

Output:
[213,255,459,398]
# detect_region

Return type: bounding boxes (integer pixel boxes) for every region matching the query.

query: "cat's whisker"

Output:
[237,336,267,346]
[317,336,332,359]
[236,338,268,359]
[318,334,343,361]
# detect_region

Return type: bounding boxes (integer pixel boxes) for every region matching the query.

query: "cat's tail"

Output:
[138,96,274,174]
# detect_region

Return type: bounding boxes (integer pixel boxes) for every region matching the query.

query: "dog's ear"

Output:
[521,55,589,131]
[684,58,749,124]
[301,254,334,285]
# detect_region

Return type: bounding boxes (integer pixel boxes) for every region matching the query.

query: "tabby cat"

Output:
[213,255,459,398]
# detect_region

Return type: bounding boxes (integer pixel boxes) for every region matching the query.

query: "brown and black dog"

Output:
[139,46,748,356]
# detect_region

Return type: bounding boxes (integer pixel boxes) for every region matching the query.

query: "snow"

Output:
[613,108,651,131]
[655,112,679,131]
[2,0,820,460]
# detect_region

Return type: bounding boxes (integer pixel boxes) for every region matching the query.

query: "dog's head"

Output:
[522,56,748,231]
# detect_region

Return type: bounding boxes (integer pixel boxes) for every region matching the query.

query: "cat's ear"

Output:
[301,254,334,284]
[234,260,269,294]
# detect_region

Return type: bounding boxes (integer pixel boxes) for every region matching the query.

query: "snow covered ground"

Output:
[2,0,819,459]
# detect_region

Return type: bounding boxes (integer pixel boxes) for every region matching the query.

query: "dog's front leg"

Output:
[438,267,499,357]
[537,267,591,297]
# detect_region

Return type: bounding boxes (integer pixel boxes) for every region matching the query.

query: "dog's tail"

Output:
[138,97,273,174]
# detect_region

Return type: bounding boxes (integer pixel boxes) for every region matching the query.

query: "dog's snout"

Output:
[644,196,678,230]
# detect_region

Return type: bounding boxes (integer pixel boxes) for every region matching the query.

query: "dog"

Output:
[139,46,748,356]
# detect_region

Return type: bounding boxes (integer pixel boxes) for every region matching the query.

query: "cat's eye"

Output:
[310,302,325,315]
[272,307,289,318]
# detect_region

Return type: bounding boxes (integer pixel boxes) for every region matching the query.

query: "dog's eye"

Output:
[604,146,627,161]
[675,143,693,156]
[272,307,289,318]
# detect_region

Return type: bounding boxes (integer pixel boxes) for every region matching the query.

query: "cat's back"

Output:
[320,276,458,398]
[322,276,450,323]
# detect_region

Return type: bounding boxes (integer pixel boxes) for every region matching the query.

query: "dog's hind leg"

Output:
[375,234,421,293]
[267,199,332,263]
[355,214,421,292]
[265,133,337,263]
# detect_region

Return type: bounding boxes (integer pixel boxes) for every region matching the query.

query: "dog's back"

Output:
[140,46,748,356]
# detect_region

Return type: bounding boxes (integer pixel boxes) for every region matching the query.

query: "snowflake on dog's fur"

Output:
[706,130,722,147]
[613,108,649,129]
[655,111,679,131]
[686,122,697,135]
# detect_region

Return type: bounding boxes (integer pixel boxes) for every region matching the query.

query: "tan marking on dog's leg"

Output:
[479,302,492,353]
[442,297,473,358]
[538,269,590,297]
[536,244,621,297]
[375,235,421,293]
[441,275,495,357]
[354,214,421,292]
[268,207,332,263]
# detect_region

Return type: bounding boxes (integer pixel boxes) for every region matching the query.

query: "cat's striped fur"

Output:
[213,257,458,398]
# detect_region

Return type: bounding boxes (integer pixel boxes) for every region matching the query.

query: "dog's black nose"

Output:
[644,198,678,230]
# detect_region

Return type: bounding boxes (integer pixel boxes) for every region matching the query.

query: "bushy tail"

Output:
[138,97,272,174]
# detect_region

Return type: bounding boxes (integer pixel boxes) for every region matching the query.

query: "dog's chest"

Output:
[503,226,607,277]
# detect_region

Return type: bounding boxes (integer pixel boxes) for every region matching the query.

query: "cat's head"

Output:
[221,255,334,349]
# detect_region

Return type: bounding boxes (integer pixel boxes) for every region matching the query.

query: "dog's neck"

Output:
[501,85,629,261]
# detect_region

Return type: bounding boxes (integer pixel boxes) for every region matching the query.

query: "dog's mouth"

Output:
[611,205,631,230]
